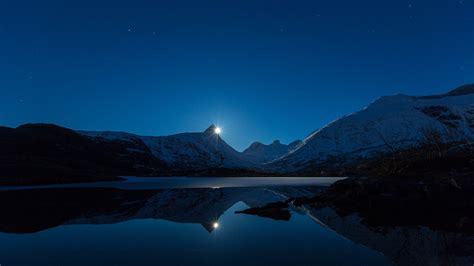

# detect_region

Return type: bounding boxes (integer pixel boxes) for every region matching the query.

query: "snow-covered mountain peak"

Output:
[247,141,264,149]
[76,84,474,174]
[268,85,474,173]
[204,124,218,134]
[79,125,253,171]
[242,139,303,164]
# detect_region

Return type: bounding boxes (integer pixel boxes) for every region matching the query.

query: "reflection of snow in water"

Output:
[304,207,474,266]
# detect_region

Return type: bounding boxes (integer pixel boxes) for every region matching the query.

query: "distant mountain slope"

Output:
[268,84,474,173]
[79,125,254,171]
[242,140,302,164]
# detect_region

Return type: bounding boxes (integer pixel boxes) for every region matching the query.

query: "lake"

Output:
[0,177,471,266]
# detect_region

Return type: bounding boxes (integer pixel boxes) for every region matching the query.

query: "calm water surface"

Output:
[0,178,471,265]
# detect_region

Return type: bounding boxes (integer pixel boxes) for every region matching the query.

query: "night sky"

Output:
[1,0,473,150]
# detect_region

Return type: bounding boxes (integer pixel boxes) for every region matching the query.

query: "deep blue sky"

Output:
[1,0,473,150]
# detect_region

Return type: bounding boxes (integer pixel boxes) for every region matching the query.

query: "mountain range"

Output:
[267,84,474,173]
[1,84,473,184]
[79,125,254,171]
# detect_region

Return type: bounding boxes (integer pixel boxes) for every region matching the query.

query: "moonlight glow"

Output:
[214,127,222,135]
[213,222,219,229]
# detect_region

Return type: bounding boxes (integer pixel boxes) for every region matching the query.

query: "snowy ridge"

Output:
[139,125,252,169]
[79,84,474,174]
[268,85,474,173]
[75,130,141,142]
[79,124,254,170]
[242,139,303,164]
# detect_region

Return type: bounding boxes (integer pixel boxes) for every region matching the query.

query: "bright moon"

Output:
[213,222,219,229]
[214,127,222,135]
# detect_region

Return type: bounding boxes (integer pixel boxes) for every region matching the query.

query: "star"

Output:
[128,28,132,32]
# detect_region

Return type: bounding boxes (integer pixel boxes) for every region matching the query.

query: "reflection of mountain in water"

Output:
[0,186,321,234]
[304,207,474,266]
[2,186,473,265]
[231,194,474,266]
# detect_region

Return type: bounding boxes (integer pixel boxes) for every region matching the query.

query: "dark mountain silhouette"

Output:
[0,123,167,185]
[0,186,318,234]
